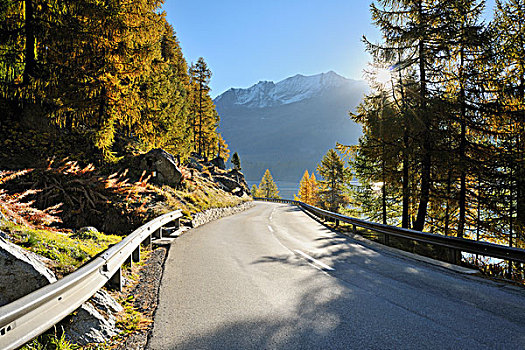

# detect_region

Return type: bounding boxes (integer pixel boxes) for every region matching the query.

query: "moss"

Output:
[0,221,121,277]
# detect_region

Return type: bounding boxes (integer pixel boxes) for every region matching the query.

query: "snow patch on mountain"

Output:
[215,71,361,108]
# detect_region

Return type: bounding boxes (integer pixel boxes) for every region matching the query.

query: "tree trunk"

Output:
[413,0,431,232]
[445,171,451,236]
[23,0,36,84]
[458,42,467,239]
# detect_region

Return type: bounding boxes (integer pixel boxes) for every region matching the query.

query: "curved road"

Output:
[149,202,525,349]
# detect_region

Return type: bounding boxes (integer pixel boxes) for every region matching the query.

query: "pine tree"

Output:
[258,169,280,199]
[231,152,241,170]
[317,149,348,212]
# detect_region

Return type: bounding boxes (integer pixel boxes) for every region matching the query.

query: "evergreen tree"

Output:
[231,152,241,170]
[250,184,259,197]
[317,149,348,212]
[366,0,455,230]
[258,169,280,199]
[491,0,525,248]
[189,57,217,157]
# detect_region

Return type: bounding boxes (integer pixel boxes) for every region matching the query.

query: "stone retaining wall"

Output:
[191,201,254,228]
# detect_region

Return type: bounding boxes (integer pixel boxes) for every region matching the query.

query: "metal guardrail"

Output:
[0,210,182,350]
[255,197,525,265]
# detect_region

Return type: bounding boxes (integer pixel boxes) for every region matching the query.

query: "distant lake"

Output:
[248,180,362,200]
[247,181,299,200]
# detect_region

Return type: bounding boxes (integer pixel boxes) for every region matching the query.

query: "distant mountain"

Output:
[214,71,368,183]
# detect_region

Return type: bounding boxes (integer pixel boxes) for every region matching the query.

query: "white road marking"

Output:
[269,208,275,221]
[268,225,274,232]
[294,250,334,271]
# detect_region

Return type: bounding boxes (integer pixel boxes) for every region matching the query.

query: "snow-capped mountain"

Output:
[215,71,362,108]
[214,72,368,187]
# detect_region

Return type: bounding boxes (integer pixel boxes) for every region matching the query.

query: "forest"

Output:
[340,0,525,257]
[0,0,228,165]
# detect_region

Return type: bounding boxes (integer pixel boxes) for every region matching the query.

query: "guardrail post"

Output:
[132,246,140,263]
[352,224,357,234]
[335,219,339,228]
[142,234,152,249]
[384,233,390,246]
[107,267,123,291]
[448,248,461,265]
[153,228,161,239]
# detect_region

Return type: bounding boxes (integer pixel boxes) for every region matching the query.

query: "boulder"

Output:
[64,290,122,346]
[210,156,226,170]
[0,236,57,306]
[71,226,99,240]
[226,169,250,192]
[214,175,245,196]
[187,157,204,172]
[141,149,182,187]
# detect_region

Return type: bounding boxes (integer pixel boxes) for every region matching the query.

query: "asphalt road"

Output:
[148,202,525,349]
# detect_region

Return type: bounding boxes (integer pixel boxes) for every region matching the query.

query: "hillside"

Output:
[214,71,368,183]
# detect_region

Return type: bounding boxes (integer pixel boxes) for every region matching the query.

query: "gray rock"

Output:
[141,149,182,187]
[71,226,100,240]
[91,290,123,315]
[213,169,250,197]
[0,237,57,306]
[227,169,249,190]
[64,301,119,346]
[187,157,204,172]
[214,175,244,196]
[210,156,226,170]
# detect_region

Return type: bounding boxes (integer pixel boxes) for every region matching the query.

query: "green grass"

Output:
[150,171,250,221]
[20,328,79,350]
[0,221,121,277]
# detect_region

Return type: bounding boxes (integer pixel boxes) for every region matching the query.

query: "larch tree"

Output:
[309,173,321,206]
[296,170,311,203]
[258,169,280,199]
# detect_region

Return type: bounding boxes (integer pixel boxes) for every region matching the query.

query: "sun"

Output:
[375,67,391,85]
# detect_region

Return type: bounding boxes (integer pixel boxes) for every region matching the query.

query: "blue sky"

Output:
[163,0,496,98]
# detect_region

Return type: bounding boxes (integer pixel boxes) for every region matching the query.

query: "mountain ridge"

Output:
[215,71,364,108]
[214,71,369,184]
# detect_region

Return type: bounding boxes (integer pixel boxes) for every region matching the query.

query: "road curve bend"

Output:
[148,202,525,349]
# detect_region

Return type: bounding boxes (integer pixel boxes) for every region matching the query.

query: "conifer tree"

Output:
[366,0,454,230]
[296,170,311,203]
[309,173,320,206]
[258,169,280,199]
[232,152,241,170]
[317,149,348,212]
[491,0,525,247]
[189,57,214,156]
[251,184,259,197]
